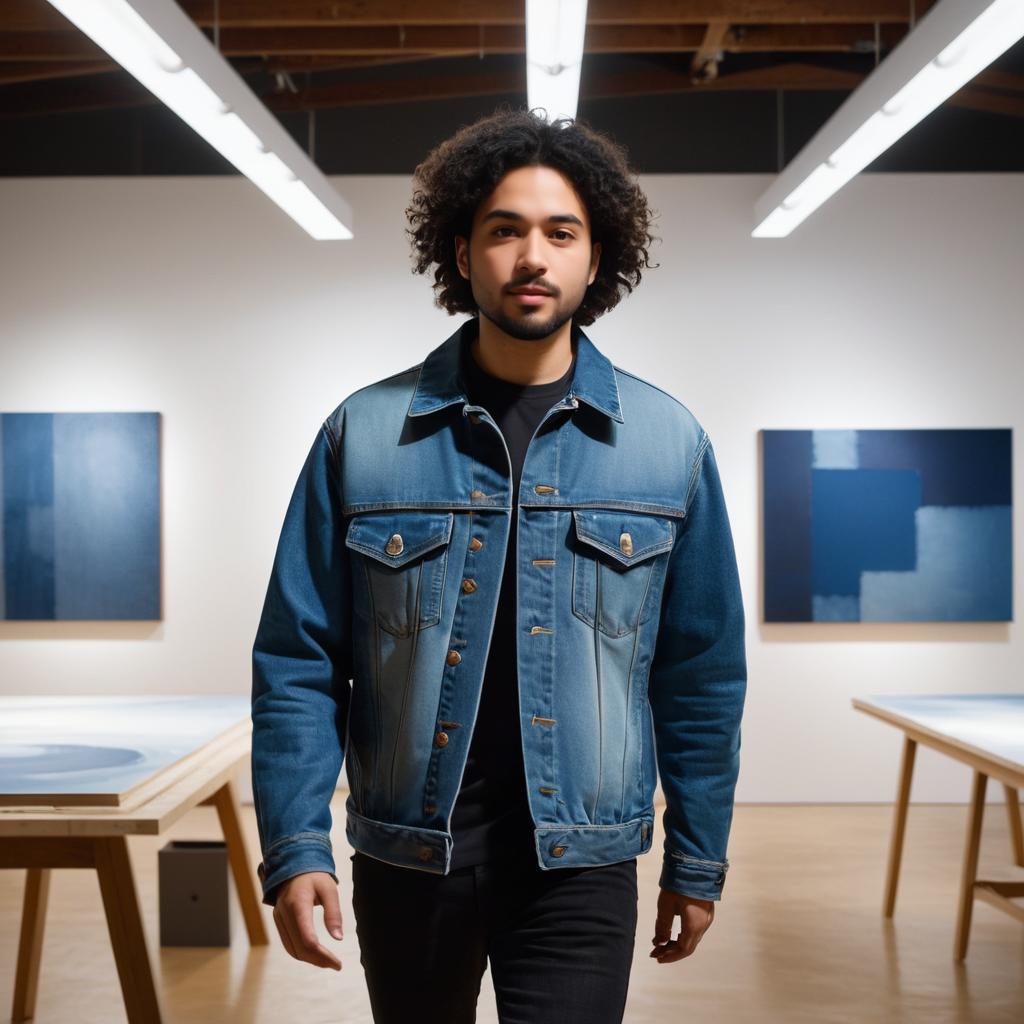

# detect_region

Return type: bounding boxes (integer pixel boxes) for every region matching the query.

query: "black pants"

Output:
[349,846,639,1024]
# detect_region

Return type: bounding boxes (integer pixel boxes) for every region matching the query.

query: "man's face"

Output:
[455,165,602,342]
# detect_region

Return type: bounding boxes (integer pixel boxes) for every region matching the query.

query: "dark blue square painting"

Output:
[0,413,161,620]
[762,429,1013,623]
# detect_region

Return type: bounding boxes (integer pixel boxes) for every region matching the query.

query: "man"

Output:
[251,106,747,1023]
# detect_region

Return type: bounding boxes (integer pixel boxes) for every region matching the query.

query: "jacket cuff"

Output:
[257,831,338,907]
[659,849,729,901]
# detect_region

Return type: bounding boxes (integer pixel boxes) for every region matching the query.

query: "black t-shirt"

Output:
[447,324,578,869]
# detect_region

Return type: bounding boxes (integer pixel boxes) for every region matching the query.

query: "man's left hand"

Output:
[649,887,715,963]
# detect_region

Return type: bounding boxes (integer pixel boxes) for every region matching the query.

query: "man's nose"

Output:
[515,229,548,272]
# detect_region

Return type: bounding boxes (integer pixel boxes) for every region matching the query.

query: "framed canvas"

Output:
[0,412,161,620]
[762,428,1013,623]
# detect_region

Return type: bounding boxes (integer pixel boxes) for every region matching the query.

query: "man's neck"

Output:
[470,317,574,386]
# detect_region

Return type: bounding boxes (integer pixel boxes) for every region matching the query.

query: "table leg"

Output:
[93,836,163,1024]
[884,734,917,917]
[954,770,987,961]
[11,868,50,1023]
[1004,785,1023,867]
[204,779,269,945]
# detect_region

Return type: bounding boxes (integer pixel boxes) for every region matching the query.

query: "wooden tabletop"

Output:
[0,694,252,836]
[852,693,1024,780]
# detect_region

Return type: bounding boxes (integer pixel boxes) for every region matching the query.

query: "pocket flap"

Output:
[345,510,454,568]
[572,509,675,567]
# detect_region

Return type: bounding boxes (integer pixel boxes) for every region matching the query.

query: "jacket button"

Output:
[417,847,433,862]
[619,532,633,556]
[641,822,650,841]
[470,489,485,499]
[468,537,483,551]
[385,533,404,556]
[551,845,567,857]
[425,802,437,815]
[468,412,481,424]
[461,578,477,593]
[446,649,462,666]
[434,731,449,747]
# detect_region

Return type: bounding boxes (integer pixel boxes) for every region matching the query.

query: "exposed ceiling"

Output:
[2,0,1022,175]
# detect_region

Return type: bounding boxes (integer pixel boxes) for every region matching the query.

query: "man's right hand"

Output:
[272,870,345,970]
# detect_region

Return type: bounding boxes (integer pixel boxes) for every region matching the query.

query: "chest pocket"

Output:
[571,509,675,638]
[345,511,454,637]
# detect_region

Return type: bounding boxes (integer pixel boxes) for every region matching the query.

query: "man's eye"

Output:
[552,230,572,240]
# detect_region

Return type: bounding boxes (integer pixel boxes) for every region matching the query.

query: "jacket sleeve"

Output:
[251,419,353,907]
[648,430,747,901]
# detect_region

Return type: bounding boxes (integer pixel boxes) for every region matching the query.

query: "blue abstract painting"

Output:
[0,412,161,620]
[763,429,1013,622]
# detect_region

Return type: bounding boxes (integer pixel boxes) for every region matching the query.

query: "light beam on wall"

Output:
[526,0,588,124]
[45,0,354,241]
[753,0,1024,238]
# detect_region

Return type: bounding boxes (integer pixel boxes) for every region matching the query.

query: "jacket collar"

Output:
[407,317,624,423]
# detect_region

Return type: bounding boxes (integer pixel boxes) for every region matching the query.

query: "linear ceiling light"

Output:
[753,0,1024,239]
[526,0,588,124]
[45,0,353,240]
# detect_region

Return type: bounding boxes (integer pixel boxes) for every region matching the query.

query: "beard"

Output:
[477,300,576,342]
[470,266,589,342]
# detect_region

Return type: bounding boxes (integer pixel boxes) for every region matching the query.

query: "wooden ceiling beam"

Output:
[3,0,925,32]
[0,59,114,84]
[0,23,913,62]
[692,21,732,83]
[7,59,1018,121]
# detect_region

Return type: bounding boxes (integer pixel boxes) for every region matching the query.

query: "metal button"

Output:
[468,412,481,424]
[385,533,404,556]
[641,822,650,841]
[461,579,477,593]
[470,489,485,499]
[619,532,633,556]
[569,396,579,408]
[417,846,433,862]
[551,845,567,857]
[468,537,483,551]
[534,484,556,494]
[425,802,437,815]
[434,731,449,747]
[446,649,462,666]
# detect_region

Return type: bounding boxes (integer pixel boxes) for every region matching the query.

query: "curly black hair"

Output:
[405,105,660,327]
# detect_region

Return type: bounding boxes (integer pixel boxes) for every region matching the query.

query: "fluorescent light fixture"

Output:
[526,0,588,124]
[753,0,1024,238]
[45,0,353,240]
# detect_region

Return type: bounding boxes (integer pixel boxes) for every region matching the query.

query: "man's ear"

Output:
[455,236,470,280]
[588,240,602,285]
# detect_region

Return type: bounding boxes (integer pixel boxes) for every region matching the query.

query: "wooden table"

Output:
[852,693,1024,960]
[0,695,267,1023]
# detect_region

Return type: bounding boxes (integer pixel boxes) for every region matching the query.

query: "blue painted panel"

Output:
[858,429,1011,506]
[763,430,813,622]
[53,413,160,620]
[860,506,1012,621]
[0,412,161,621]
[1,414,56,619]
[811,468,920,596]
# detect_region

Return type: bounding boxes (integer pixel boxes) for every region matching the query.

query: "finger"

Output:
[273,908,299,960]
[291,898,343,971]
[652,902,675,945]
[316,878,345,942]
[653,928,700,964]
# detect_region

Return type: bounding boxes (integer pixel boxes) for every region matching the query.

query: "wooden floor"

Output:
[1,797,1021,1023]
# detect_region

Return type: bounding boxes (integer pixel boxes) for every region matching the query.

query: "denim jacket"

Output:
[251,318,747,906]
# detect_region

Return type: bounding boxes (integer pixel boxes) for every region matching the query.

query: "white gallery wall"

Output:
[0,172,1021,808]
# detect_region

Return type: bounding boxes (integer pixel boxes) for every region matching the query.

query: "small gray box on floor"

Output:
[159,839,231,946]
